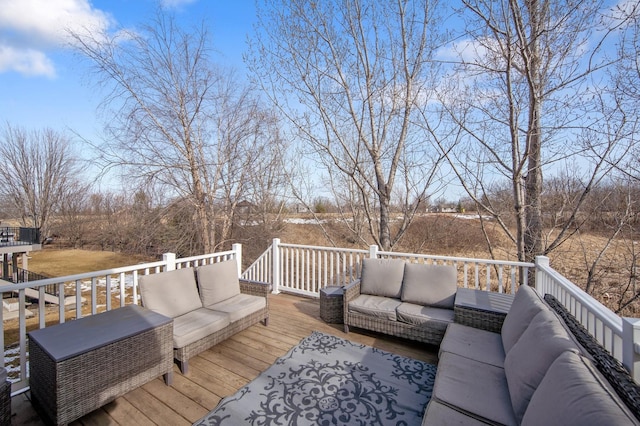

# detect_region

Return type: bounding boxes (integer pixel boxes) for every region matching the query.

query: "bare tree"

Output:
[250,0,447,250]
[428,0,630,266]
[0,123,81,242]
[71,10,285,253]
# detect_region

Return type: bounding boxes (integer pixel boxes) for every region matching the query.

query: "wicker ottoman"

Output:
[320,286,344,323]
[28,305,173,425]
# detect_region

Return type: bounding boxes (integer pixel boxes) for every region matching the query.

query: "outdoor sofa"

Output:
[342,258,640,424]
[139,259,269,374]
[425,284,640,425]
[343,258,457,346]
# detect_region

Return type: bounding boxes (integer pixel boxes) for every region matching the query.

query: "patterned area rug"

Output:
[194,331,437,426]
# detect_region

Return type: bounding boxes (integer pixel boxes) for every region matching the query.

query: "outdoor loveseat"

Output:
[139,259,269,374]
[343,258,457,346]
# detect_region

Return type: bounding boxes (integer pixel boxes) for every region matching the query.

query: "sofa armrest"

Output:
[239,279,271,298]
[343,279,361,304]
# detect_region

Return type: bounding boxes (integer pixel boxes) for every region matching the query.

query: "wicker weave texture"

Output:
[0,380,10,426]
[454,306,506,333]
[29,321,173,425]
[320,287,344,323]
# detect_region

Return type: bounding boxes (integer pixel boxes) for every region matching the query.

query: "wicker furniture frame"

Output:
[343,280,449,346]
[454,288,515,333]
[28,305,173,425]
[320,286,344,323]
[174,279,270,374]
[0,376,9,426]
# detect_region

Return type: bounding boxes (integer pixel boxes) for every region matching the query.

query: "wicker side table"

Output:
[320,286,344,323]
[454,288,514,333]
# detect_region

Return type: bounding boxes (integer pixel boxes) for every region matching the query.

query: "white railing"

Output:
[535,256,640,382]
[242,238,534,296]
[1,245,242,395]
[4,240,640,396]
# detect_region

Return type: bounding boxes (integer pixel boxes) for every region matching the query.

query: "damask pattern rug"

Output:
[194,331,437,426]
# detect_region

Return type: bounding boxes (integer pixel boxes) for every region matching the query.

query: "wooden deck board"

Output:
[13,292,438,425]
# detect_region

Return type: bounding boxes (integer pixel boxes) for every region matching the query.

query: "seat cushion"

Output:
[504,309,582,423]
[205,293,266,322]
[522,351,640,426]
[422,399,491,426]
[197,259,241,306]
[348,294,402,321]
[439,323,505,368]
[359,258,405,298]
[433,352,517,426]
[139,268,202,318]
[396,303,454,334]
[172,308,230,348]
[401,263,457,308]
[501,284,548,353]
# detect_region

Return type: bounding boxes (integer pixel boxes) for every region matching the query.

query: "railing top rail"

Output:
[0,259,169,292]
[537,261,622,331]
[377,250,535,268]
[176,250,237,264]
[277,242,369,254]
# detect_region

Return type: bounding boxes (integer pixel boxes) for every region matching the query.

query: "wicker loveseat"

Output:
[139,259,269,374]
[343,258,458,346]
[424,284,640,425]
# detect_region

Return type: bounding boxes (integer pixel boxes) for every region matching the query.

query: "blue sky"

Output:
[0,0,256,149]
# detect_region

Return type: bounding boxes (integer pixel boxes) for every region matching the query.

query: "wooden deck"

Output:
[12,293,439,425]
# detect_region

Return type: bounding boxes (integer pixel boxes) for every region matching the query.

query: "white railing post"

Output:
[272,238,281,294]
[534,256,550,294]
[369,245,379,259]
[232,243,242,276]
[623,318,640,382]
[163,253,176,271]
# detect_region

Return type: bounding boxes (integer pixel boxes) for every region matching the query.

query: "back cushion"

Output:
[197,259,241,306]
[504,309,582,423]
[139,268,202,318]
[360,258,405,299]
[522,351,639,426]
[401,263,457,308]
[501,284,547,353]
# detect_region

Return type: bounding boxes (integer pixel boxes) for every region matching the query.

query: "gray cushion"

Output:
[422,399,490,426]
[439,323,505,368]
[433,352,517,426]
[359,258,405,298]
[348,294,402,321]
[501,284,547,353]
[172,308,230,348]
[504,309,582,423]
[197,259,241,306]
[401,263,457,308]
[522,351,640,426]
[206,293,266,322]
[139,268,202,318]
[396,303,454,333]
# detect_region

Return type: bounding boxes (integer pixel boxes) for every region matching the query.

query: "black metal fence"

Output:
[1,266,58,297]
[0,227,40,246]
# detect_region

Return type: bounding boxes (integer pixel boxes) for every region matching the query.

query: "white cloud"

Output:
[160,0,198,9]
[0,0,114,76]
[0,45,55,77]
